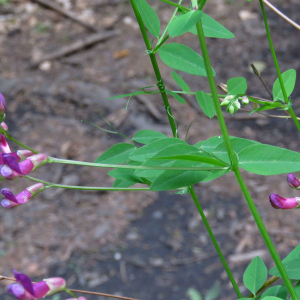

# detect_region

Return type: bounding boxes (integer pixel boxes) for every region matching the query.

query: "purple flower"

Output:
[0,153,47,180]
[0,93,6,120]
[287,173,300,189]
[7,270,66,300]
[1,183,44,208]
[269,193,300,209]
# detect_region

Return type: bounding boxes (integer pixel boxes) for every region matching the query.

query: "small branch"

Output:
[0,276,141,300]
[31,31,119,67]
[263,0,300,31]
[31,0,98,32]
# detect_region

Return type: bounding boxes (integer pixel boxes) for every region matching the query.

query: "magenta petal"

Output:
[13,270,35,296]
[1,188,18,202]
[15,190,32,205]
[2,154,22,174]
[0,135,10,153]
[19,159,34,175]
[33,281,50,298]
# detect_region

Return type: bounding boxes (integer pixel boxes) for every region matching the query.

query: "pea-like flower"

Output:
[0,153,47,180]
[1,183,45,208]
[269,193,300,209]
[7,270,66,300]
[287,173,300,189]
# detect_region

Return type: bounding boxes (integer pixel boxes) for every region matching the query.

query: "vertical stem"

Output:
[195,19,298,300]
[130,1,241,297]
[259,0,300,133]
[190,187,242,298]
[130,0,178,138]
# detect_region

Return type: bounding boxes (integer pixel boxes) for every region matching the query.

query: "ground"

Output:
[0,0,300,299]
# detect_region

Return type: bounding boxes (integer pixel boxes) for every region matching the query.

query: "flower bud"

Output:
[228,104,235,115]
[287,173,300,189]
[242,96,249,105]
[220,99,231,106]
[234,99,241,109]
[1,122,8,131]
[29,153,48,171]
[0,134,11,153]
[0,93,6,120]
[269,193,300,209]
[43,277,66,296]
[224,95,234,101]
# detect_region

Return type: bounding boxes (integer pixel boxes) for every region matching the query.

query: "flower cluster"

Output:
[220,95,249,115]
[6,270,87,300]
[7,270,66,300]
[0,93,48,208]
[269,173,300,209]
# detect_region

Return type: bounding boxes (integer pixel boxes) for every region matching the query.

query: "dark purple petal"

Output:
[287,173,300,188]
[269,193,299,209]
[13,270,35,296]
[0,152,20,165]
[7,283,15,294]
[1,188,18,202]
[33,281,49,298]
[2,154,22,174]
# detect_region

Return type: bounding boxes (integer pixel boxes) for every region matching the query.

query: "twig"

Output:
[263,0,300,31]
[0,276,141,300]
[30,31,119,67]
[31,0,98,32]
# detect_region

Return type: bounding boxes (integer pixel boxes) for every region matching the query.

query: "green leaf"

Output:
[158,43,215,77]
[194,141,204,149]
[201,169,229,182]
[273,69,296,102]
[239,144,300,175]
[171,71,190,92]
[152,153,228,167]
[129,137,187,162]
[166,89,185,104]
[134,159,175,182]
[205,281,220,300]
[132,130,167,144]
[150,143,199,159]
[189,13,234,39]
[168,10,203,37]
[108,169,144,184]
[269,258,300,279]
[187,288,202,300]
[135,0,160,38]
[293,281,300,299]
[261,285,287,300]
[95,143,136,164]
[243,256,267,295]
[212,137,259,164]
[150,160,210,191]
[113,178,137,188]
[227,77,247,95]
[282,244,300,263]
[263,297,285,300]
[199,136,225,153]
[196,91,215,118]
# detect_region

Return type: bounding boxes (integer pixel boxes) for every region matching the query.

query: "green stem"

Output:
[259,0,300,133]
[157,0,189,11]
[48,156,227,172]
[199,0,207,9]
[130,0,178,138]
[190,187,242,298]
[195,19,298,300]
[0,128,38,154]
[65,288,78,299]
[24,175,150,191]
